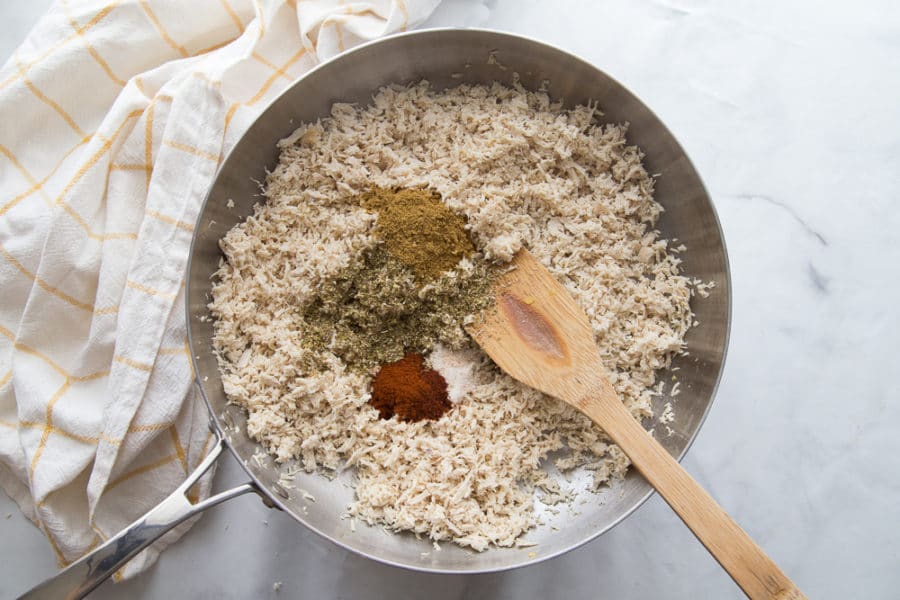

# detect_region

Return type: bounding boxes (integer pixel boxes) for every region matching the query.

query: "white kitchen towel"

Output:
[0,0,439,580]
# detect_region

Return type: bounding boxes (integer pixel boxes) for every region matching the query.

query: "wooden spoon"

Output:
[467,249,804,600]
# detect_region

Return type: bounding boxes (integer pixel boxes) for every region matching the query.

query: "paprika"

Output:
[369,353,452,422]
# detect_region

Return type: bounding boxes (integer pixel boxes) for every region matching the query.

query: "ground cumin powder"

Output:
[361,187,475,281]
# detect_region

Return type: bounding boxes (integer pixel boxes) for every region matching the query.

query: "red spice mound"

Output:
[369,353,451,422]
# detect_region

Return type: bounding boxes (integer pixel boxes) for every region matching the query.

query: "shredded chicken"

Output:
[209,82,694,551]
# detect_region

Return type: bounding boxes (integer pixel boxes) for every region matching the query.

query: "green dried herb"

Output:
[299,246,494,371]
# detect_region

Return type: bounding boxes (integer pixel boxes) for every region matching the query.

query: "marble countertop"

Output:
[3,1,899,598]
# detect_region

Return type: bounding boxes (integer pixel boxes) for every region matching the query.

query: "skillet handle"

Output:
[19,432,260,600]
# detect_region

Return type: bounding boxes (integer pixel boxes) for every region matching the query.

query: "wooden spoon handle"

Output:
[584,394,805,600]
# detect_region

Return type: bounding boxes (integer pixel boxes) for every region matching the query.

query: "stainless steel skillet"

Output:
[21,28,730,598]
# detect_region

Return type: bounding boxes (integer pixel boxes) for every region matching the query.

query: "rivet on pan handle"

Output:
[18,429,262,600]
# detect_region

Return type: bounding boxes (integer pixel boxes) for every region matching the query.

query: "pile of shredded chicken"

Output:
[210,82,695,550]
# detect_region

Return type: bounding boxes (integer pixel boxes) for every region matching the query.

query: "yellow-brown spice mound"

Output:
[360,187,475,281]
